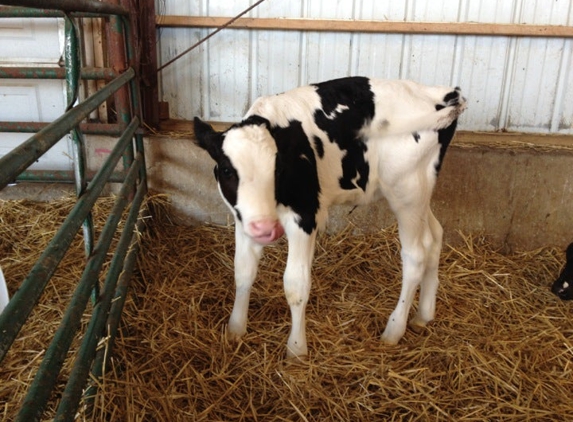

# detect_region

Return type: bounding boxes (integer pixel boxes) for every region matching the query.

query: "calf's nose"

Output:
[249,219,279,237]
[248,218,285,245]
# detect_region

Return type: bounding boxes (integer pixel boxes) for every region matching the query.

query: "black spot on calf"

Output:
[271,120,320,235]
[435,119,458,173]
[312,77,374,191]
[551,242,573,300]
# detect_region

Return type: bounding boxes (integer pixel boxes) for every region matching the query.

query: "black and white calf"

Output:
[194,76,467,358]
[551,242,573,300]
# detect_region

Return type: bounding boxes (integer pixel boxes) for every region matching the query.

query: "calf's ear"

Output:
[193,117,222,161]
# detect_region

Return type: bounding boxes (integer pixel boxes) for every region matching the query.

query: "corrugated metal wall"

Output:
[157,0,573,134]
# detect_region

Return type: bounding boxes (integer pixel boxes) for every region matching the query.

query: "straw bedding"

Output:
[0,196,119,420]
[1,196,572,421]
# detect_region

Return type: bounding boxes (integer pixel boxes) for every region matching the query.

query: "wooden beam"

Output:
[156,16,573,38]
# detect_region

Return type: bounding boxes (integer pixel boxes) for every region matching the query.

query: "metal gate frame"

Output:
[0,1,147,420]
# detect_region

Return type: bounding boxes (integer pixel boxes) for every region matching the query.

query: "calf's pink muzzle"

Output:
[248,219,285,245]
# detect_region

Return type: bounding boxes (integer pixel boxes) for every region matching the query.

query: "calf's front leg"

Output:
[283,227,317,358]
[227,221,263,340]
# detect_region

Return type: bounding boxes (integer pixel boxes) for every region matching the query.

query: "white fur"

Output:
[223,124,279,230]
[220,79,466,358]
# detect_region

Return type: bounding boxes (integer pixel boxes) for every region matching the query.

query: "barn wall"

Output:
[146,0,573,250]
[157,0,573,134]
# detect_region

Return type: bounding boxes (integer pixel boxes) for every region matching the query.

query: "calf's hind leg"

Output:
[410,209,442,330]
[380,181,438,345]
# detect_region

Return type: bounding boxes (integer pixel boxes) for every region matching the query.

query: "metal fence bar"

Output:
[84,201,145,414]
[0,0,127,15]
[0,2,148,419]
[14,154,144,422]
[64,16,97,298]
[0,66,119,80]
[64,16,80,111]
[0,121,123,135]
[14,169,126,183]
[0,116,139,362]
[64,15,95,263]
[71,126,96,259]
[0,67,134,191]
[0,6,109,18]
[135,132,147,181]
[55,163,146,421]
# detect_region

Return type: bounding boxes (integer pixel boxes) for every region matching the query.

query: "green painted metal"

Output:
[84,207,145,415]
[14,155,144,422]
[0,116,140,363]
[14,169,126,184]
[0,66,118,80]
[0,6,103,18]
[135,132,148,181]
[0,2,149,420]
[64,15,96,293]
[0,121,123,135]
[71,127,97,285]
[64,16,80,111]
[55,162,146,421]
[0,67,134,191]
[0,0,127,16]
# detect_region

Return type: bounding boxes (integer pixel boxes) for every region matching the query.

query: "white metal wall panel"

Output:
[157,0,573,134]
[0,17,72,170]
[0,17,62,63]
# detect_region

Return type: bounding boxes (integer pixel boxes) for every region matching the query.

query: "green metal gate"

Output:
[0,0,147,420]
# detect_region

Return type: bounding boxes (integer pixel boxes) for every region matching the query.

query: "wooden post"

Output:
[138,0,160,128]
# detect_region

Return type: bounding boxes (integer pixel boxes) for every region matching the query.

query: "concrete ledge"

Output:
[146,121,573,251]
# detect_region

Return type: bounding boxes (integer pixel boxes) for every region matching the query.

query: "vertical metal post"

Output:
[65,16,97,298]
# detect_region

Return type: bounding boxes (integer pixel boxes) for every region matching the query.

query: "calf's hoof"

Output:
[226,322,246,342]
[286,341,308,359]
[381,317,407,345]
[381,335,400,346]
[409,315,431,333]
[381,329,402,346]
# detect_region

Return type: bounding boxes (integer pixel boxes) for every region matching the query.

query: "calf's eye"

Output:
[220,166,234,179]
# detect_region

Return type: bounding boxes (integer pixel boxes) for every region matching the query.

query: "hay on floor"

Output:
[1,196,572,421]
[92,199,572,421]
[0,196,125,420]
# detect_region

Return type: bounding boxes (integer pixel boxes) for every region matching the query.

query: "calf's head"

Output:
[193,117,284,245]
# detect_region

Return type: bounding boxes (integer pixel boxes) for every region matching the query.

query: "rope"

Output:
[156,0,267,73]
